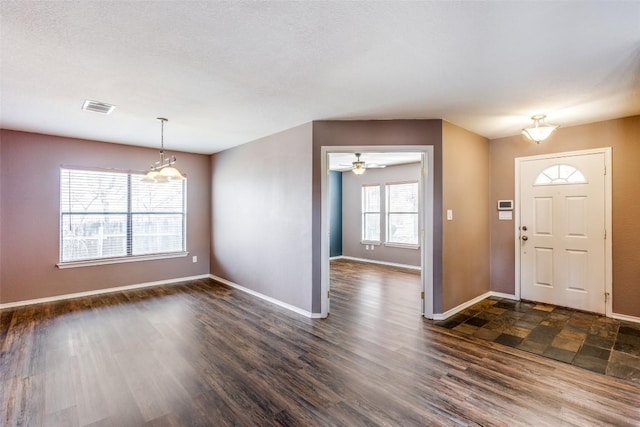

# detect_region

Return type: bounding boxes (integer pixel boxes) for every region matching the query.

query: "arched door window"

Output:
[534,164,586,185]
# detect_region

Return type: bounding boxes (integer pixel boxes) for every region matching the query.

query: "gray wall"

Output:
[210,123,314,312]
[0,130,212,304]
[341,162,421,266]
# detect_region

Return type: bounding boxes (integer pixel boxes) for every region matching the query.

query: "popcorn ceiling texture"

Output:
[1,1,638,154]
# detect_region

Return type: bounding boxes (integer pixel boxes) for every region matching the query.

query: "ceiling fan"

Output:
[342,153,386,175]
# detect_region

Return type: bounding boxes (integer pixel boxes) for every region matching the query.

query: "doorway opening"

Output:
[320,146,435,319]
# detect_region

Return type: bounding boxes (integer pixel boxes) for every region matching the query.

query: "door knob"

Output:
[522,226,528,231]
[522,235,528,241]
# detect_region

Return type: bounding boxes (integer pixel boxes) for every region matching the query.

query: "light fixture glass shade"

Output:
[141,170,160,183]
[159,166,186,180]
[522,114,558,143]
[352,159,366,175]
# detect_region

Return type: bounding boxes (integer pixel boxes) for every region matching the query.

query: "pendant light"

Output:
[142,118,186,183]
[522,114,558,144]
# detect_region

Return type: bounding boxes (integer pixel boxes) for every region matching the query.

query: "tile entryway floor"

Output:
[435,297,640,383]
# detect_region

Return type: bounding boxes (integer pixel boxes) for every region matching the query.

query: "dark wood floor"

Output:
[2,259,639,426]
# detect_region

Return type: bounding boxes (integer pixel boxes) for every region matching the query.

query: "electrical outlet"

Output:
[192,256,197,263]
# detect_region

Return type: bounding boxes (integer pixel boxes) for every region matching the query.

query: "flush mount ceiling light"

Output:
[142,118,186,183]
[81,99,115,114]
[522,114,558,144]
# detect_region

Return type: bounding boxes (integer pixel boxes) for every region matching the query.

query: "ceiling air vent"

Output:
[82,100,115,114]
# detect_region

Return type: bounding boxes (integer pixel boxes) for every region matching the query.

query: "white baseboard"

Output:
[489,291,517,300]
[209,274,322,319]
[431,291,492,321]
[0,274,211,310]
[611,312,640,324]
[337,256,421,271]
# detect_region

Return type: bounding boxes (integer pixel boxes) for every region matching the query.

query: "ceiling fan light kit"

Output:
[522,114,558,144]
[346,153,387,175]
[352,153,366,175]
[142,118,186,183]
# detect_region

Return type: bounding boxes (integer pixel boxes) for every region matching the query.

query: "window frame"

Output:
[57,167,187,269]
[385,180,420,249]
[361,184,381,244]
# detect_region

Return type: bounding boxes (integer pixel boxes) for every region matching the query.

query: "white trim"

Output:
[0,274,210,310]
[339,256,421,271]
[514,147,612,316]
[321,145,434,320]
[56,251,189,269]
[210,275,322,319]
[431,291,492,321]
[383,242,420,250]
[490,291,517,300]
[611,312,640,325]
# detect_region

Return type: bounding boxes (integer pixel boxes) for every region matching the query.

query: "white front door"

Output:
[519,152,606,314]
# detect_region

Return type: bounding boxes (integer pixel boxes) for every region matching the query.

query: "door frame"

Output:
[514,147,613,316]
[320,145,435,319]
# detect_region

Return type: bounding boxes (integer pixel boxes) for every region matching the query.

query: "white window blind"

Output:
[60,168,186,263]
[386,181,419,246]
[361,184,381,242]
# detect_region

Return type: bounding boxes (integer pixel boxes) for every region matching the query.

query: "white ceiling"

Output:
[1,1,639,155]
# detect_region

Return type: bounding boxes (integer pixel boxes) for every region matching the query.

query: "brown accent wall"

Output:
[210,123,314,312]
[0,130,211,304]
[489,116,640,317]
[442,122,491,311]
[312,120,444,312]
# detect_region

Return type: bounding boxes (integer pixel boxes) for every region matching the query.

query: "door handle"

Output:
[521,235,528,241]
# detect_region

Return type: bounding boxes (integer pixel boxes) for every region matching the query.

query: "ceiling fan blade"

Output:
[366,163,386,168]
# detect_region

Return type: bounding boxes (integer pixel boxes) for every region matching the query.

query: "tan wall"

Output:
[489,116,640,317]
[0,130,211,304]
[442,122,491,311]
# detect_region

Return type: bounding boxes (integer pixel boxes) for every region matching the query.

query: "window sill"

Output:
[360,240,382,246]
[57,252,189,269]
[383,243,420,250]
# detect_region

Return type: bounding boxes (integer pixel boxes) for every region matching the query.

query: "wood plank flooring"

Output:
[1,259,639,426]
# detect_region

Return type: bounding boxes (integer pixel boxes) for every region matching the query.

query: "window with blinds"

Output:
[361,184,381,242]
[386,181,419,246]
[60,168,186,263]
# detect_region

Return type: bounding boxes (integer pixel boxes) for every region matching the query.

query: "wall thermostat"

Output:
[497,200,513,211]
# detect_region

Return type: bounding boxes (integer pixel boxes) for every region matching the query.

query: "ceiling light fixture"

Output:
[352,153,366,175]
[522,114,558,144]
[142,118,185,183]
